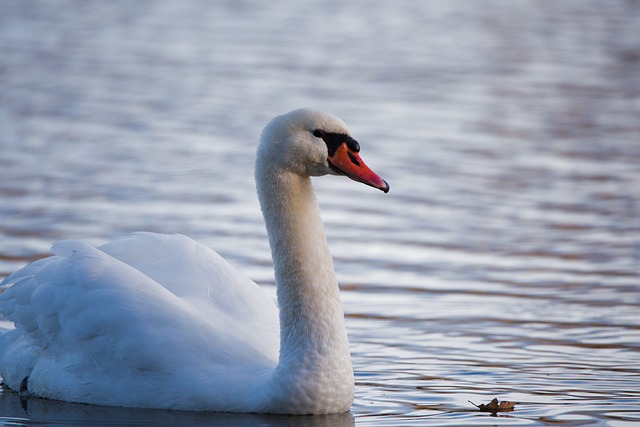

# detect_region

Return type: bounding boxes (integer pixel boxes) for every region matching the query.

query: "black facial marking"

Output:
[347,151,360,166]
[312,130,360,156]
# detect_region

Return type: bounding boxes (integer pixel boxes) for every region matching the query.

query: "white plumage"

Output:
[0,109,388,414]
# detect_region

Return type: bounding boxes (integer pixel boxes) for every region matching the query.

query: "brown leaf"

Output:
[469,398,516,414]
[498,400,516,411]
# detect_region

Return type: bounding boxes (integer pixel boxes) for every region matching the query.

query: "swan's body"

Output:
[0,109,388,414]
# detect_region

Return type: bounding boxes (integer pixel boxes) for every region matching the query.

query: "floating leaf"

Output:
[469,398,516,414]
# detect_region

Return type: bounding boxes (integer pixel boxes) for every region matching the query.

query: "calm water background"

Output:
[1,1,639,426]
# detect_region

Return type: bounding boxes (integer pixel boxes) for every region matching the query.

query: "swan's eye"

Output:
[312,129,325,138]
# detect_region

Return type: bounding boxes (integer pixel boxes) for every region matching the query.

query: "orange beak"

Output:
[328,142,389,193]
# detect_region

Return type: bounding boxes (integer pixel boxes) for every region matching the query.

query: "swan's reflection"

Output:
[0,386,354,427]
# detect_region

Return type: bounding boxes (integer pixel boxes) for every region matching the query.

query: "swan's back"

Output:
[0,233,279,411]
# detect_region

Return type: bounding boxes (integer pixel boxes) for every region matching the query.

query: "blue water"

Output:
[1,1,639,426]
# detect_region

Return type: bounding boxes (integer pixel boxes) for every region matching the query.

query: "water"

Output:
[1,1,639,425]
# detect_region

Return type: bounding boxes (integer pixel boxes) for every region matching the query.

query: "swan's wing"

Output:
[0,237,279,404]
[98,233,280,368]
[98,233,278,328]
[0,240,185,390]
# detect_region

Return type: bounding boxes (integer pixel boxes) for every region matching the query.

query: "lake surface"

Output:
[1,1,639,425]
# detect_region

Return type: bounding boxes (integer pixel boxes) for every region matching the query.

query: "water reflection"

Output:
[0,387,354,427]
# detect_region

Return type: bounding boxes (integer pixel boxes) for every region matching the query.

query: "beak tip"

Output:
[380,180,390,193]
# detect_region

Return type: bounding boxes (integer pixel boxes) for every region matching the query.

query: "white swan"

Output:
[0,109,389,414]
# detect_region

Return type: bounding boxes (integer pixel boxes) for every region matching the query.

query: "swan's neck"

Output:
[256,167,354,413]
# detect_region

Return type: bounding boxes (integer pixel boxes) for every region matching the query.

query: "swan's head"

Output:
[258,109,389,193]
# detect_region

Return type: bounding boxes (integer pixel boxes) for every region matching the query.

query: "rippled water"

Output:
[1,1,639,426]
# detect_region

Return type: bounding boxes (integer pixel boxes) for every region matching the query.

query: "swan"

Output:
[0,108,389,414]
